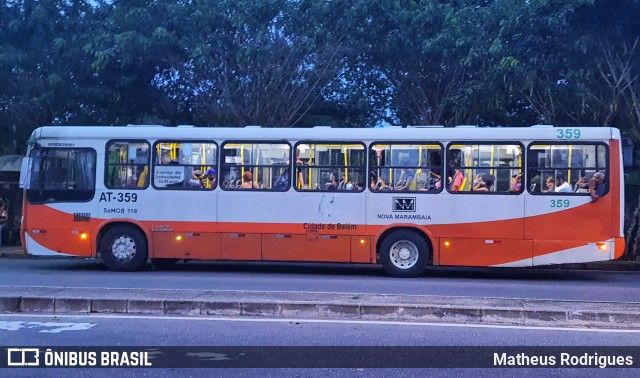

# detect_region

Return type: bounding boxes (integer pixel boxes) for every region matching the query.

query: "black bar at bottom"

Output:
[1,346,638,368]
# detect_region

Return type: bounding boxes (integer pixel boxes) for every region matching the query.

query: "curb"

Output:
[1,287,639,329]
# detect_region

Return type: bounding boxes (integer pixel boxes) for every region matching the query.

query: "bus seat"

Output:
[410,169,421,190]
[137,166,148,188]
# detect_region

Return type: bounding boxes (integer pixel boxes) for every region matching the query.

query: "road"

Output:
[1,258,640,302]
[1,313,639,377]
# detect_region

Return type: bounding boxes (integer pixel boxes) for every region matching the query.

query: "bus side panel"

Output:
[439,238,532,267]
[152,231,221,260]
[525,139,619,263]
[24,204,95,257]
[525,196,613,260]
[532,240,612,265]
[609,138,625,259]
[220,232,261,260]
[262,234,351,262]
[350,235,373,263]
[217,191,364,262]
[185,232,221,260]
[153,231,187,258]
[429,193,526,267]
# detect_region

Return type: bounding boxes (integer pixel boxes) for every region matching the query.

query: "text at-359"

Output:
[99,192,138,203]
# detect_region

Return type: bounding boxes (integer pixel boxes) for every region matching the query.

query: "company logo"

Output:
[7,348,40,366]
[393,197,416,212]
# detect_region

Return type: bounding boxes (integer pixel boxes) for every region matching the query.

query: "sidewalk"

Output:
[0,245,26,258]
[0,285,639,329]
[2,246,639,329]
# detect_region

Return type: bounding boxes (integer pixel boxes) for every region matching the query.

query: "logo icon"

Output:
[393,197,416,212]
[7,348,40,366]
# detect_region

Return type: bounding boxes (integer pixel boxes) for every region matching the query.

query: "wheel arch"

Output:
[374,224,435,263]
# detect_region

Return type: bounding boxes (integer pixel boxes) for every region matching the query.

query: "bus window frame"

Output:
[293,141,367,193]
[446,141,525,195]
[26,146,98,204]
[219,140,291,192]
[526,141,609,196]
[105,139,151,190]
[368,140,444,194]
[151,139,218,191]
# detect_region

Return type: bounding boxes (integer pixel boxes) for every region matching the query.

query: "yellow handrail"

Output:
[568,146,573,183]
[343,147,348,181]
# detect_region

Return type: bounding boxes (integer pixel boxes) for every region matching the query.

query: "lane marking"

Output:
[0,320,96,333]
[1,314,638,334]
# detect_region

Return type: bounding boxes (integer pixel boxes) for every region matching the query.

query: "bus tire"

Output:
[379,230,429,278]
[100,225,148,272]
[151,258,180,270]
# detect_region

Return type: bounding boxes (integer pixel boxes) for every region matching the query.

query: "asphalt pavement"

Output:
[1,245,640,330]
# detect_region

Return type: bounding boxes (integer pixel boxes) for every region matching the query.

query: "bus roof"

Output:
[31,125,621,142]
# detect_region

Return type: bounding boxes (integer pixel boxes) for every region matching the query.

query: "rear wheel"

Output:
[100,225,148,271]
[379,230,429,278]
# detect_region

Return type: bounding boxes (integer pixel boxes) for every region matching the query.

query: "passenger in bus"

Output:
[473,174,494,192]
[509,173,523,193]
[160,154,178,165]
[472,175,487,192]
[369,171,380,191]
[449,167,464,191]
[187,170,204,188]
[372,177,391,191]
[395,168,415,191]
[296,155,305,189]
[574,176,589,193]
[529,174,541,193]
[554,173,572,193]
[588,172,606,202]
[414,169,429,190]
[485,175,495,191]
[427,169,442,191]
[241,171,259,189]
[542,177,555,193]
[472,173,481,187]
[274,173,289,190]
[200,168,217,189]
[325,172,338,191]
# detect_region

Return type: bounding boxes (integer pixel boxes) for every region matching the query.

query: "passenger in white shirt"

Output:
[554,173,572,193]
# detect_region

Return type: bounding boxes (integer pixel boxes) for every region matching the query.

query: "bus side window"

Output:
[296,143,365,192]
[526,144,608,196]
[370,143,443,193]
[106,140,150,190]
[220,142,291,191]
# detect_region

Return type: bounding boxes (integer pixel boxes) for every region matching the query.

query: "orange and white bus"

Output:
[19,125,624,277]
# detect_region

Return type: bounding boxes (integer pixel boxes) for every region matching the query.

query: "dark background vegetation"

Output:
[2,0,640,258]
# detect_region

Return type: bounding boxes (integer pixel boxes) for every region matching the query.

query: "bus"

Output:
[18,125,624,277]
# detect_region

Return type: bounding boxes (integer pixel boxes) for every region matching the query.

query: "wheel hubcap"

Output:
[389,240,419,269]
[111,235,137,263]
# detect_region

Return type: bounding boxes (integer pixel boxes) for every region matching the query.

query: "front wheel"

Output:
[100,225,148,271]
[379,230,429,278]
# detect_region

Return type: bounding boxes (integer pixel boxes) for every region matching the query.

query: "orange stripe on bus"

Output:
[23,201,620,266]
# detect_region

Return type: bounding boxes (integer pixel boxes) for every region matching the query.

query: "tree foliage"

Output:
[2,0,640,152]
